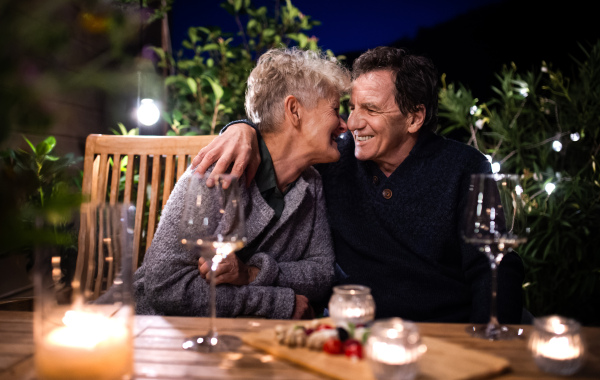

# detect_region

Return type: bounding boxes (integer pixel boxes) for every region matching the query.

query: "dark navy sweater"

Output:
[316,130,524,323]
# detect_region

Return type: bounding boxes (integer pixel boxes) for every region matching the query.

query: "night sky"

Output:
[170,0,504,55]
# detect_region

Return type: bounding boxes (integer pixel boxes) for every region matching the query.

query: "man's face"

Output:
[347,70,417,174]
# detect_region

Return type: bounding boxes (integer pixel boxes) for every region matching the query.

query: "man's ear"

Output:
[283,95,301,128]
[407,104,426,133]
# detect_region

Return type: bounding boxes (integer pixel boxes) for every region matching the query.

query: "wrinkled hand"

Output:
[191,123,261,188]
[291,294,315,320]
[198,254,259,286]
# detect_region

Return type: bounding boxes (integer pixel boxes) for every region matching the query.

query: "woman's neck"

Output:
[262,132,309,193]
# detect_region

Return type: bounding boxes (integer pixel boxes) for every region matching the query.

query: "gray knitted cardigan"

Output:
[133,167,335,319]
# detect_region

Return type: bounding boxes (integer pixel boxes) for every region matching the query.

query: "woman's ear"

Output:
[407,104,426,133]
[284,95,301,128]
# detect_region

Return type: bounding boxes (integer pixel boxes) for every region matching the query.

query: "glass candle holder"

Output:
[529,315,585,376]
[328,285,375,327]
[34,203,136,380]
[365,318,427,380]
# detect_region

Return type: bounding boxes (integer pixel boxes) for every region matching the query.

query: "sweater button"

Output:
[373,176,379,185]
[382,188,392,199]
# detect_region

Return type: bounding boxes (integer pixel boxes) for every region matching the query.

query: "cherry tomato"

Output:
[323,338,343,355]
[343,339,363,359]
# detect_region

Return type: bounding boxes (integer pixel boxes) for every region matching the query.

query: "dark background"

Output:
[170,0,600,100]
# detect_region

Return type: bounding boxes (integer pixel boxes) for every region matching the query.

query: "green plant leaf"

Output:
[203,76,224,100]
[187,77,198,95]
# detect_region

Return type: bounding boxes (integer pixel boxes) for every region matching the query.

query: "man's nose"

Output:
[347,110,358,131]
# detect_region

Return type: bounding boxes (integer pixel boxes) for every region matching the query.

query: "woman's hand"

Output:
[291,295,315,320]
[198,254,260,286]
[191,123,261,188]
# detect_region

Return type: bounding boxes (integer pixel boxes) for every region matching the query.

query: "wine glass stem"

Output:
[208,258,217,338]
[488,258,500,329]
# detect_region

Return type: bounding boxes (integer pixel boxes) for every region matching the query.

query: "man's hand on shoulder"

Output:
[191,123,261,188]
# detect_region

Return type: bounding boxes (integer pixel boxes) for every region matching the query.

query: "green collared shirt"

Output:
[254,135,295,220]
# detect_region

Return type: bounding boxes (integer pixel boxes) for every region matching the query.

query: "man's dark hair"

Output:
[352,47,439,132]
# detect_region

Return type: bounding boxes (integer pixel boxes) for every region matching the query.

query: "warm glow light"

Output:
[137,98,160,126]
[536,337,580,360]
[36,310,132,380]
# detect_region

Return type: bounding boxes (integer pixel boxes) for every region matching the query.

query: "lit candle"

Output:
[35,310,133,380]
[366,318,426,380]
[536,336,581,360]
[529,315,584,376]
[328,285,375,326]
[369,341,415,365]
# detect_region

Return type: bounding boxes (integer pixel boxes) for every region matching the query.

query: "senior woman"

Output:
[133,48,351,319]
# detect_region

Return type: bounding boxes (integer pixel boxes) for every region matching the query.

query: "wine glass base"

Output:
[465,324,523,341]
[182,334,242,352]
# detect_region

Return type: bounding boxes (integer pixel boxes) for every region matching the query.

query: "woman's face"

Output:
[300,96,348,164]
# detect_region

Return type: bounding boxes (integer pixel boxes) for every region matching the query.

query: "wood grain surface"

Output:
[1,311,599,380]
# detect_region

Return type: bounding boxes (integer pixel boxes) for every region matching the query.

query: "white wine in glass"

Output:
[462,173,527,340]
[179,173,247,352]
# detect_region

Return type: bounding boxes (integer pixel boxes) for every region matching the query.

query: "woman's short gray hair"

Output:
[245,48,351,134]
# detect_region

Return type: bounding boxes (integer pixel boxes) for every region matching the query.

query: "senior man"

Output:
[192,47,525,325]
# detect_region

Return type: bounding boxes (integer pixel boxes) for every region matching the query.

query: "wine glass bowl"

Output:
[462,173,527,340]
[179,172,246,352]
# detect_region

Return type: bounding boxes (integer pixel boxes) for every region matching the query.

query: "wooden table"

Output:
[1,310,598,379]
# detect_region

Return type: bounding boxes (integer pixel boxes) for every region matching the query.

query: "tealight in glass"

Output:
[34,203,135,380]
[529,315,584,376]
[328,284,375,327]
[365,318,427,380]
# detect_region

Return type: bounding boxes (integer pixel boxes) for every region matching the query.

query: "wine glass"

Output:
[179,173,247,352]
[462,173,527,340]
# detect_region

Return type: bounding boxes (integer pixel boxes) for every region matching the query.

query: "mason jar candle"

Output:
[328,285,375,327]
[529,315,584,376]
[366,318,427,380]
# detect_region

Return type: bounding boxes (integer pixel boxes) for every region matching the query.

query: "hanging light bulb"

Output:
[137,98,160,126]
[545,183,556,195]
[552,140,563,152]
[570,132,581,142]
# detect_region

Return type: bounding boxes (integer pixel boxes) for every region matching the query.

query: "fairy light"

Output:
[491,162,501,173]
[570,132,580,142]
[470,106,478,115]
[545,183,556,195]
[552,140,563,152]
[519,88,529,97]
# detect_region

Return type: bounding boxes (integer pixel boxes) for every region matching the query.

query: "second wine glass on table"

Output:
[462,173,528,340]
[179,173,247,352]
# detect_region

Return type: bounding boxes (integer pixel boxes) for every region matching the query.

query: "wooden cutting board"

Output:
[241,324,510,380]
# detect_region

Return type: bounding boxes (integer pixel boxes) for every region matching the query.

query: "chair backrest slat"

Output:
[77,134,216,299]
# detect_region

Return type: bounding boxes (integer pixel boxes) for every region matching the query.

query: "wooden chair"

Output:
[76,134,215,298]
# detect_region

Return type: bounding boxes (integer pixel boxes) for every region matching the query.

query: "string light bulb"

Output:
[570,132,581,142]
[491,162,501,173]
[545,183,556,195]
[552,140,563,152]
